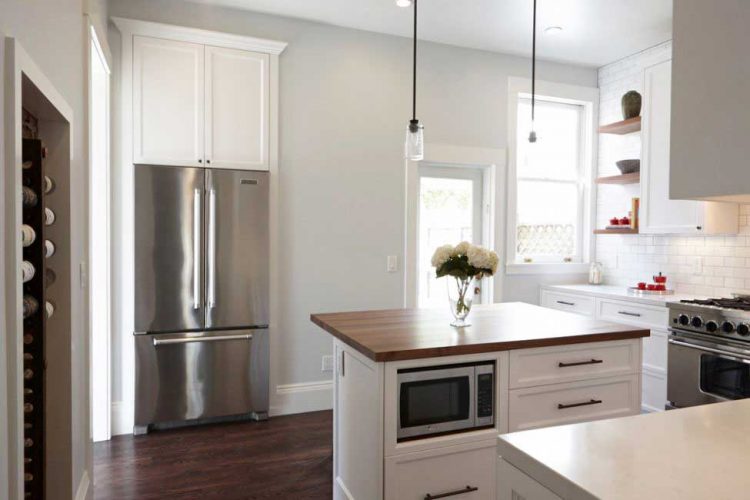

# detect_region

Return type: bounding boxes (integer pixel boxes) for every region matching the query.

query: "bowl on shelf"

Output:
[616,159,640,174]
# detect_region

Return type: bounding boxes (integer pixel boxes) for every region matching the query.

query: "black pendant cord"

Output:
[531,0,537,125]
[528,0,538,142]
[411,0,418,124]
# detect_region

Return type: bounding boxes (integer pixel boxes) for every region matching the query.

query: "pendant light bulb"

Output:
[404,0,424,161]
[528,129,537,143]
[405,119,424,161]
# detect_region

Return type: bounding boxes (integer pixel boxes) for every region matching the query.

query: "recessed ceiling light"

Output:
[544,26,563,35]
[396,0,413,7]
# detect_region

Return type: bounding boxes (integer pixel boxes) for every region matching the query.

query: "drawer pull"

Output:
[557,399,602,410]
[425,486,478,499]
[558,358,603,368]
[618,310,641,317]
[556,300,575,306]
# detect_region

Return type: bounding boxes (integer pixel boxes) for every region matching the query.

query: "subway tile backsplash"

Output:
[595,41,750,297]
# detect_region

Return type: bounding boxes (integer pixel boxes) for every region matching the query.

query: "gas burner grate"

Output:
[680,298,750,311]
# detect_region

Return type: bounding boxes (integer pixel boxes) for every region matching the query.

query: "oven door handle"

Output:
[668,338,750,364]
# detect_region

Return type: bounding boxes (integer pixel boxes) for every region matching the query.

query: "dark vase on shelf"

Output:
[621,90,642,119]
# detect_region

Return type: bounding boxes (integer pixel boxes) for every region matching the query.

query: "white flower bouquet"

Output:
[431,242,499,327]
[431,241,499,280]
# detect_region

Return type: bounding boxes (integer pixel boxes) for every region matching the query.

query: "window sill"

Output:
[505,262,590,275]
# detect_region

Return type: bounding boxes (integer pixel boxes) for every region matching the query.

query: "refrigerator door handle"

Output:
[207,188,217,308]
[193,188,201,309]
[153,333,252,346]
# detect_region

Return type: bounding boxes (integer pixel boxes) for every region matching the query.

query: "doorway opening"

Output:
[89,25,112,442]
[417,165,488,308]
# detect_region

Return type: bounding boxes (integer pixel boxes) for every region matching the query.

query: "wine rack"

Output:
[22,138,53,500]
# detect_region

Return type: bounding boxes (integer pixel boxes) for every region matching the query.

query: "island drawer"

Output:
[540,290,595,317]
[509,340,640,389]
[596,298,667,330]
[384,439,496,500]
[508,375,640,432]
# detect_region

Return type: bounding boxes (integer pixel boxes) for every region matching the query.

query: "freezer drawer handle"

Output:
[557,399,602,410]
[424,485,478,499]
[558,359,603,368]
[153,333,253,346]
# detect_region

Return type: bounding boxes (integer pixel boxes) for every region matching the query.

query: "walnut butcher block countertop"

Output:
[310,302,649,361]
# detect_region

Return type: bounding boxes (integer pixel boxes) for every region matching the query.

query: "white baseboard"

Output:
[110,381,331,435]
[111,401,134,436]
[75,470,91,500]
[271,380,333,416]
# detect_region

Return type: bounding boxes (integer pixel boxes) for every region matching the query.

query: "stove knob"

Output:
[678,314,690,326]
[737,323,750,337]
[722,321,736,334]
[705,320,719,333]
[691,316,704,328]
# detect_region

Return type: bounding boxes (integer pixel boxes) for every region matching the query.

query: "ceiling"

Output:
[187,0,673,67]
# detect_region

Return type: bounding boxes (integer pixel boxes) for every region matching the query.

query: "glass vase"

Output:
[447,276,476,328]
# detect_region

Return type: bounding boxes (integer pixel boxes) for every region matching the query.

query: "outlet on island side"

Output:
[321,355,334,372]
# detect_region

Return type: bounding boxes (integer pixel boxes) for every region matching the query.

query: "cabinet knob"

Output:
[206,159,211,164]
[198,159,202,163]
[696,226,702,231]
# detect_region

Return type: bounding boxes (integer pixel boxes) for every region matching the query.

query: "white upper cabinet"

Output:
[205,46,269,170]
[133,36,271,171]
[670,0,750,202]
[640,60,738,235]
[133,36,205,167]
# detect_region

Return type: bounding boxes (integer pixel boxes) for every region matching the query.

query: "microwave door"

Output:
[397,366,475,440]
[134,165,205,333]
[204,169,269,329]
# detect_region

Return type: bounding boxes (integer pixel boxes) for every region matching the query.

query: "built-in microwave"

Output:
[397,361,495,440]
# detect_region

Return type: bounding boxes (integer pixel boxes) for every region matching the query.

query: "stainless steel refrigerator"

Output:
[133,165,269,434]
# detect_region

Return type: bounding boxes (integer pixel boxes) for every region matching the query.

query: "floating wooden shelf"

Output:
[598,116,641,135]
[594,228,639,235]
[595,172,640,185]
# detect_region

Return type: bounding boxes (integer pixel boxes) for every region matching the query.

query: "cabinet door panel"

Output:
[133,36,204,166]
[205,46,269,170]
[640,60,702,234]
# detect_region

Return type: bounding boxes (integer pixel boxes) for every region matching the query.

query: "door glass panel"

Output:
[700,354,750,399]
[400,377,470,428]
[418,175,481,308]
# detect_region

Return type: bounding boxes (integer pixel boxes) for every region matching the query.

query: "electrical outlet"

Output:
[387,255,398,273]
[321,355,334,372]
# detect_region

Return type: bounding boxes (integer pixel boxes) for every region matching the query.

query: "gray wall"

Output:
[0,0,98,496]
[108,0,596,412]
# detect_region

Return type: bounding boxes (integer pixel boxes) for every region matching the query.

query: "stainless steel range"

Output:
[667,297,750,409]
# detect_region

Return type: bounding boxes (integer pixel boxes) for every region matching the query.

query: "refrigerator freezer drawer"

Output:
[135,328,269,428]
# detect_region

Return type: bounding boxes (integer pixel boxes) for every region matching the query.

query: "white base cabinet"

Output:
[541,286,669,412]
[332,336,641,500]
[497,459,561,500]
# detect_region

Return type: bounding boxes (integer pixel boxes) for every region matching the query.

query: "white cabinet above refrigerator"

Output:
[132,35,272,170]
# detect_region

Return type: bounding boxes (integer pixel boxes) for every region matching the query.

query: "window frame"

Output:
[506,77,598,275]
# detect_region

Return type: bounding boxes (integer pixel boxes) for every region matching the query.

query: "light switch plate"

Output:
[387,255,398,273]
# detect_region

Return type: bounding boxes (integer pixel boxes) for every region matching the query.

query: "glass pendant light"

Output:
[528,0,538,143]
[404,0,424,160]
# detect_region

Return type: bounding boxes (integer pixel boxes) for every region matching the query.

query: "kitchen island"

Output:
[497,399,750,499]
[311,302,649,500]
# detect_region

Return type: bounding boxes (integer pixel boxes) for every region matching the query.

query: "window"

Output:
[506,78,597,272]
[417,166,485,308]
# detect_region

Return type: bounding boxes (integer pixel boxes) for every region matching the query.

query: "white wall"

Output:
[0,0,93,498]
[595,41,750,296]
[107,0,597,420]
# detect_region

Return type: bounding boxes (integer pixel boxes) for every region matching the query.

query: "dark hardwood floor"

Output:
[94,410,333,500]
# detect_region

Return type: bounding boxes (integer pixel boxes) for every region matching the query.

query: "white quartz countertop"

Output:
[497,400,750,500]
[542,283,704,307]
